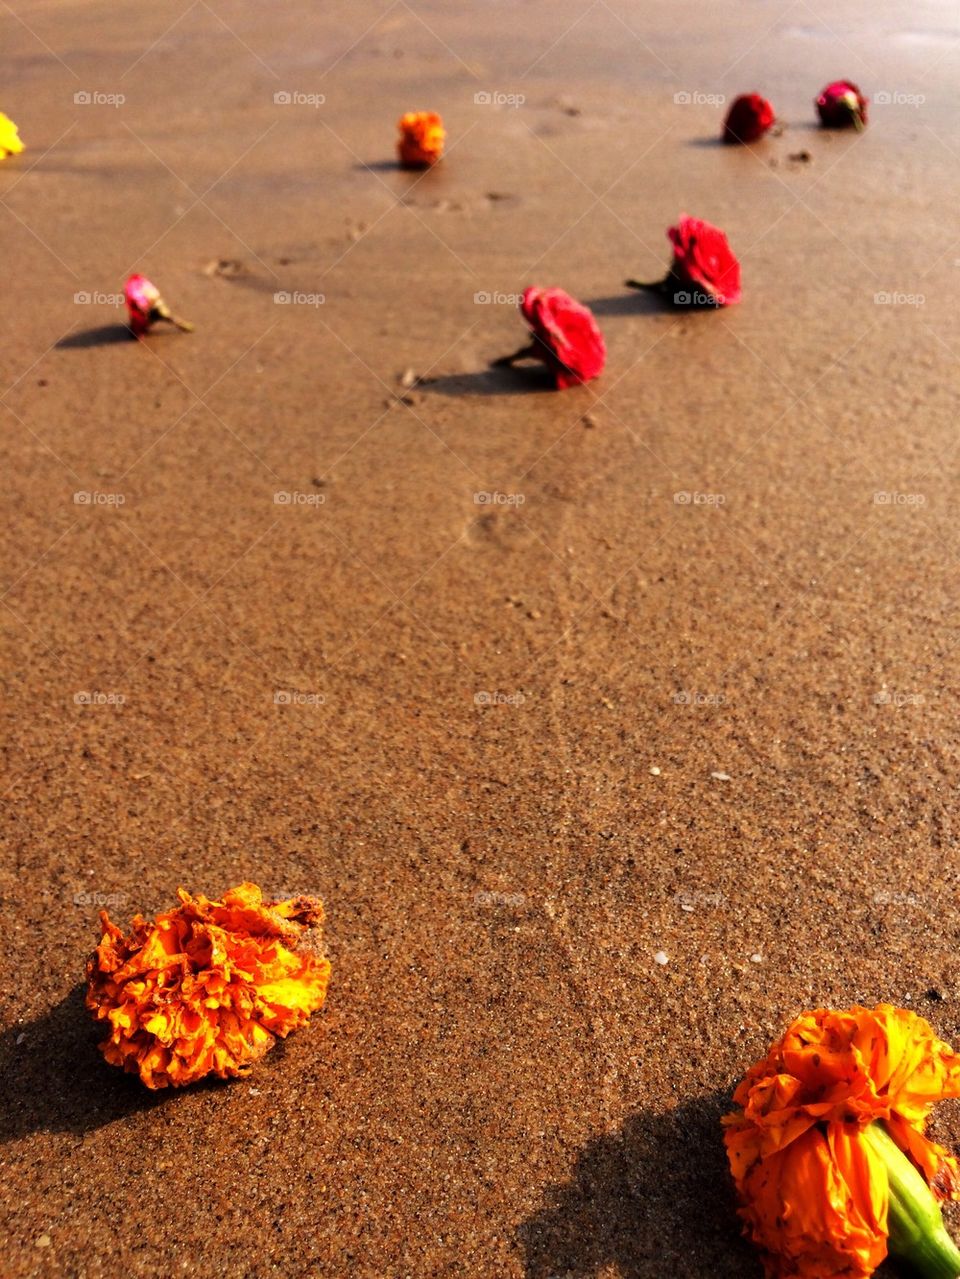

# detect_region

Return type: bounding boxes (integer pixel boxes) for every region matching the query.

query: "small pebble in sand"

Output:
[750,953,763,964]
[398,368,418,389]
[582,413,598,428]
[35,1236,51,1249]
[711,771,732,781]
[788,150,813,163]
[649,766,661,776]
[654,950,669,965]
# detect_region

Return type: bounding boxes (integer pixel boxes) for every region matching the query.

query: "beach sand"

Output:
[3,0,960,1274]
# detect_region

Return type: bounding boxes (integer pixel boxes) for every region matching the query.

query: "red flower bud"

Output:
[723,93,775,144]
[816,80,868,129]
[124,274,193,337]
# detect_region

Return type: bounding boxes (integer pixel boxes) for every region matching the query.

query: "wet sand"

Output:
[3,0,960,1275]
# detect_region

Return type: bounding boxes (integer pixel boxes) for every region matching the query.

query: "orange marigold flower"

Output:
[724,1004,960,1278]
[85,883,330,1089]
[397,110,444,168]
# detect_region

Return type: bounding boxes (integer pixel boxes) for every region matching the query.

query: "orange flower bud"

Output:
[397,111,444,168]
[724,1005,960,1277]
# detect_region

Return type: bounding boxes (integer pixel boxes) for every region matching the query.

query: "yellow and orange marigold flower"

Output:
[724,1004,960,1278]
[397,110,444,168]
[86,882,330,1089]
[0,112,24,158]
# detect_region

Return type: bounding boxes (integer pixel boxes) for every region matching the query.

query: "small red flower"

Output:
[493,286,605,389]
[124,274,193,337]
[723,93,775,144]
[626,215,742,307]
[816,80,867,129]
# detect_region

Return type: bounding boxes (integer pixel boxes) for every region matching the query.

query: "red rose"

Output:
[124,273,193,337]
[493,287,605,389]
[667,215,742,305]
[626,215,741,307]
[816,80,867,129]
[722,93,775,144]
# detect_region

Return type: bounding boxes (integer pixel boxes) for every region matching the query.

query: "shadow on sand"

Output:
[422,365,558,398]
[517,1090,759,1279]
[55,324,133,349]
[0,983,231,1141]
[581,290,667,318]
[517,1090,902,1279]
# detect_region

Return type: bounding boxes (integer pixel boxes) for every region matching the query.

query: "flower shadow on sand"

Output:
[0,982,234,1141]
[422,366,558,398]
[580,291,666,318]
[517,1089,900,1279]
[518,1091,757,1279]
[55,324,132,349]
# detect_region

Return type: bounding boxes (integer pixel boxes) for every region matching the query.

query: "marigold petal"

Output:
[727,1123,888,1278]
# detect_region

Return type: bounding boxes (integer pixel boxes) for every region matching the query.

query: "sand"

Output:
[3,0,960,1275]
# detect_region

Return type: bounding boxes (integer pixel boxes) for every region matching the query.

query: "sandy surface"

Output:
[3,0,960,1275]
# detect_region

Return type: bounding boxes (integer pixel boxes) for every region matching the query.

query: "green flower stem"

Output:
[863,1121,960,1278]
